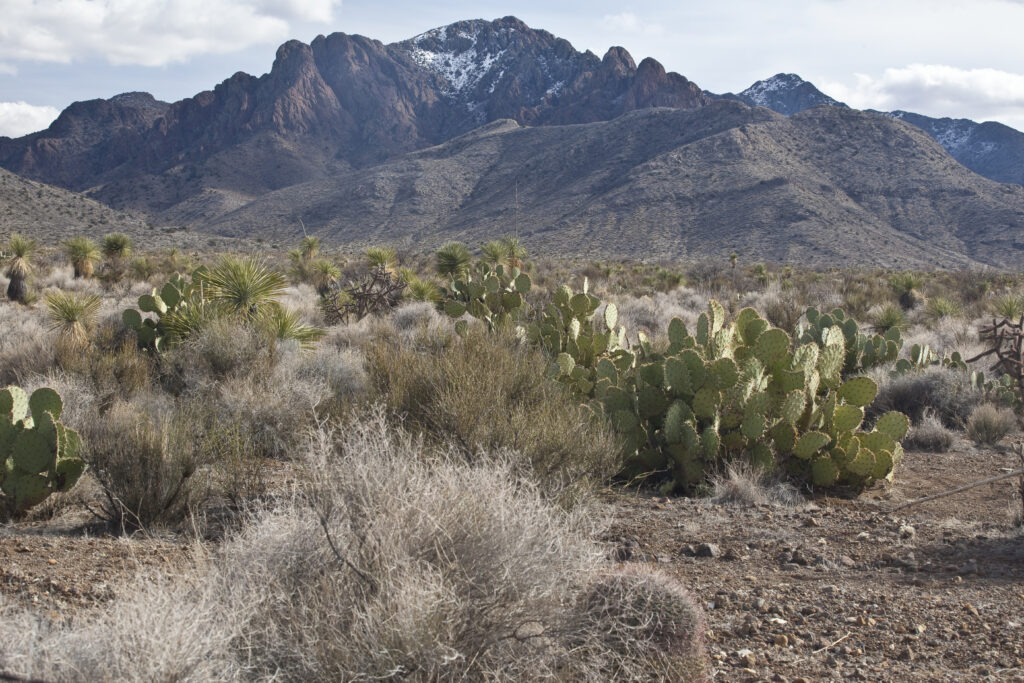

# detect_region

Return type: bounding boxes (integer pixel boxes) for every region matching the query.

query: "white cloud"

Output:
[823,64,1024,127]
[601,12,664,37]
[0,63,16,76]
[0,102,60,137]
[0,0,342,67]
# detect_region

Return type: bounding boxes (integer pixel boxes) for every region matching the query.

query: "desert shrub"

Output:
[869,366,981,428]
[0,304,56,384]
[571,564,708,680]
[709,462,802,506]
[80,398,212,531]
[365,326,621,496]
[162,319,271,392]
[966,404,1016,446]
[903,411,955,453]
[0,412,707,682]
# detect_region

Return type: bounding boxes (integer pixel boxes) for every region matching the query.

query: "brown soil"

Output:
[1,440,1022,681]
[600,438,1024,681]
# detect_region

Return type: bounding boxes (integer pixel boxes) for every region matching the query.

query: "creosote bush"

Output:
[365,325,621,498]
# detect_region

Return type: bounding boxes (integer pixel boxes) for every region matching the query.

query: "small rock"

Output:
[735,648,757,667]
[899,646,915,661]
[696,542,721,558]
[898,524,916,539]
[774,634,790,647]
[839,555,856,567]
[803,517,821,527]
[958,559,979,575]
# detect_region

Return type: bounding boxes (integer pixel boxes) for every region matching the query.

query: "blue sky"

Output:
[2,0,1024,136]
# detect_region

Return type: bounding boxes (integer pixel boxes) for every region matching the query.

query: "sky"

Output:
[2,0,1024,137]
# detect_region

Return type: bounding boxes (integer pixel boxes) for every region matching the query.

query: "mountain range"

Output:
[1,16,1023,267]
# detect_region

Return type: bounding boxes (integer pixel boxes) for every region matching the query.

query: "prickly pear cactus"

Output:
[525,278,632,396]
[122,268,206,351]
[0,386,85,519]
[798,307,901,377]
[581,301,909,494]
[441,263,531,334]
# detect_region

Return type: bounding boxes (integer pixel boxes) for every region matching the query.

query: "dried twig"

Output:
[813,632,851,654]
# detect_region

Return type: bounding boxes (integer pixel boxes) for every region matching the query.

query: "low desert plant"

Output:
[365,326,621,498]
[873,302,907,333]
[966,403,1016,446]
[926,296,962,321]
[903,411,955,453]
[869,366,981,428]
[45,291,101,350]
[435,241,473,278]
[709,462,802,506]
[990,292,1024,321]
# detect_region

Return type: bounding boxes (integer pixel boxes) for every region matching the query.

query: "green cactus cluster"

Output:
[525,279,631,395]
[891,343,968,375]
[798,307,902,376]
[576,302,909,493]
[1,386,85,519]
[442,263,531,334]
[122,269,206,351]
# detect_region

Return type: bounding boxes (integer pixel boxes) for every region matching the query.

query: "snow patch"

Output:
[546,80,565,96]
[932,121,974,152]
[407,30,506,96]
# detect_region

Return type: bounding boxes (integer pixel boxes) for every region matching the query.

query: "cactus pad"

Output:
[794,431,831,459]
[874,412,911,441]
[122,308,143,329]
[754,328,790,363]
[811,455,840,486]
[838,377,878,407]
[832,405,864,432]
[709,358,739,390]
[741,411,766,441]
[28,388,63,423]
[780,390,807,425]
[847,449,876,477]
[604,303,618,331]
[0,386,28,422]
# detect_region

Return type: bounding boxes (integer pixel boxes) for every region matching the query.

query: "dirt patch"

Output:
[600,440,1024,681]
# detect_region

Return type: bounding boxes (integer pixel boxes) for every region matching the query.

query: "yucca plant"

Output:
[310,259,341,296]
[64,236,100,279]
[406,276,442,302]
[299,236,321,261]
[500,236,527,269]
[479,240,507,267]
[258,305,325,350]
[101,233,132,283]
[45,291,101,348]
[4,233,35,303]
[990,292,1024,321]
[435,241,472,278]
[131,256,156,281]
[926,296,962,321]
[366,246,397,274]
[198,255,287,320]
[873,302,907,333]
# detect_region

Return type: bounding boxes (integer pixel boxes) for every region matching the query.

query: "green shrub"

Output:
[365,326,621,497]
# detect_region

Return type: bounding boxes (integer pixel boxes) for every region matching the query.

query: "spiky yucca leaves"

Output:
[310,259,340,296]
[258,305,326,350]
[101,233,132,283]
[873,303,907,333]
[406,277,442,303]
[197,256,287,320]
[4,233,35,303]
[45,292,100,349]
[435,242,472,278]
[64,236,99,279]
[500,236,527,269]
[299,236,320,261]
[365,246,397,274]
[925,296,962,320]
[991,292,1024,321]
[479,240,507,267]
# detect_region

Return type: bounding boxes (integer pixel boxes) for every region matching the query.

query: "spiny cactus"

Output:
[580,301,908,493]
[798,307,902,376]
[122,269,206,351]
[525,278,630,395]
[441,263,531,334]
[0,386,85,519]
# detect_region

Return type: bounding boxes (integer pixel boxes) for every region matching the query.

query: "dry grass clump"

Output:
[903,411,955,453]
[709,462,803,506]
[365,326,622,497]
[0,412,707,682]
[966,404,1017,446]
[0,302,56,384]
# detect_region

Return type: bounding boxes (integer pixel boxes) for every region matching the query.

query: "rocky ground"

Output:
[1,439,1022,681]
[601,439,1024,681]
